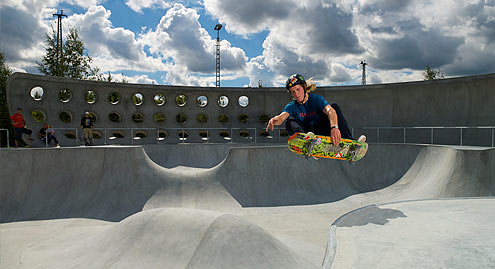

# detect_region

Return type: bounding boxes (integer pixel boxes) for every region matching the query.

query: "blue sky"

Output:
[1,0,494,87]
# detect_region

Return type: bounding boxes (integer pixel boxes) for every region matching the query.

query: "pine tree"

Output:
[37,26,95,79]
[64,27,94,79]
[37,27,60,76]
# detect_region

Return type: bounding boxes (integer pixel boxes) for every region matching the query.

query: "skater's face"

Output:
[289,85,306,103]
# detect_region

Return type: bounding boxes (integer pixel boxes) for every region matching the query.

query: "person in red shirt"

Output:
[10,108,33,147]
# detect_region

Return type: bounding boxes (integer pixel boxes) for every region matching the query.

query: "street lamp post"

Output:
[214,24,222,87]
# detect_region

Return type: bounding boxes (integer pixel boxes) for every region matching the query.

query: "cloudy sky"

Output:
[1,0,494,87]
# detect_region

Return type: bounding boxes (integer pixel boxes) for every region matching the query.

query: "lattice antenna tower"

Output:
[360,60,368,85]
[214,24,223,87]
[53,10,67,76]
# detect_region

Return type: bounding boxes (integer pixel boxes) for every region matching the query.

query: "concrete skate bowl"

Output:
[1,143,495,268]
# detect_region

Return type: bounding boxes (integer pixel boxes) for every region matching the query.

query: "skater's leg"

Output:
[330,103,353,139]
[285,118,310,135]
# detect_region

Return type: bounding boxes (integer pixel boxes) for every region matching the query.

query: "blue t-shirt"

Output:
[283,93,329,127]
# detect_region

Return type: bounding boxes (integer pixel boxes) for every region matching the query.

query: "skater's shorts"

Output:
[13,127,32,140]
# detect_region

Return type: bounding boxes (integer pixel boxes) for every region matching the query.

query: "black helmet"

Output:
[286,74,306,90]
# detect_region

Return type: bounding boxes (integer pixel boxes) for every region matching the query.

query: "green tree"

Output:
[37,27,96,79]
[63,27,94,79]
[0,51,13,147]
[37,27,60,76]
[423,65,445,80]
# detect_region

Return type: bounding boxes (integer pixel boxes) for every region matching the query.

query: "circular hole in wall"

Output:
[177,130,189,139]
[259,114,270,124]
[218,95,229,107]
[197,96,208,107]
[108,92,120,105]
[30,86,44,101]
[92,131,102,139]
[238,96,249,107]
[132,112,144,123]
[132,93,144,106]
[59,111,72,123]
[86,90,97,104]
[109,112,121,123]
[64,130,76,139]
[176,113,186,124]
[154,94,166,106]
[88,112,98,123]
[154,112,166,124]
[111,131,125,139]
[218,113,229,123]
[158,130,168,140]
[32,109,46,123]
[197,114,208,124]
[176,94,187,107]
[59,89,72,103]
[134,131,147,139]
[238,114,249,123]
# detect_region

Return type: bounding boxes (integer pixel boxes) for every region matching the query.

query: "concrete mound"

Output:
[20,208,316,269]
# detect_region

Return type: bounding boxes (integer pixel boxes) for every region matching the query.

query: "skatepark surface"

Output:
[1,143,495,268]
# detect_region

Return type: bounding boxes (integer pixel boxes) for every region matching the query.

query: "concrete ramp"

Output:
[1,144,495,268]
[0,146,241,223]
[2,144,495,222]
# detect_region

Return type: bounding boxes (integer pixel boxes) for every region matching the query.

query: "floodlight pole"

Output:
[360,60,368,85]
[214,24,223,87]
[53,10,67,76]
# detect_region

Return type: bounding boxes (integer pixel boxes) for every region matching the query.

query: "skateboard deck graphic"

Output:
[288,132,368,162]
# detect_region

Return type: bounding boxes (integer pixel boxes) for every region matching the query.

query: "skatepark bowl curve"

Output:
[0,142,494,269]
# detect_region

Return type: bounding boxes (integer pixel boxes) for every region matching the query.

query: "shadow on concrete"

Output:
[336,205,407,227]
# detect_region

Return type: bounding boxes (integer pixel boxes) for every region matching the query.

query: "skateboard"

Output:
[288,132,368,162]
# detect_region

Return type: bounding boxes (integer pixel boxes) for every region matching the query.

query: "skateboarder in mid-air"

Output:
[266,74,366,146]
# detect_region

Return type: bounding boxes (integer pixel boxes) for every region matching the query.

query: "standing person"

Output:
[80,111,93,146]
[10,107,34,147]
[266,74,365,146]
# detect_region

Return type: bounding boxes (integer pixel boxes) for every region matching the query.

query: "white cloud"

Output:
[109,73,158,84]
[140,3,247,84]
[125,0,172,13]
[67,5,166,72]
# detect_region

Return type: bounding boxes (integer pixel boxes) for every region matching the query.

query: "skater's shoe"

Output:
[357,135,367,143]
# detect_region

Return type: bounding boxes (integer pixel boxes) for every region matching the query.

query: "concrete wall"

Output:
[6,72,495,144]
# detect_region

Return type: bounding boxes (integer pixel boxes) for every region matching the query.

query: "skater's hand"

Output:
[331,128,341,146]
[266,117,276,132]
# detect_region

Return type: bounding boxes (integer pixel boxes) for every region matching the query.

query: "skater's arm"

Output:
[323,105,341,146]
[266,112,289,131]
